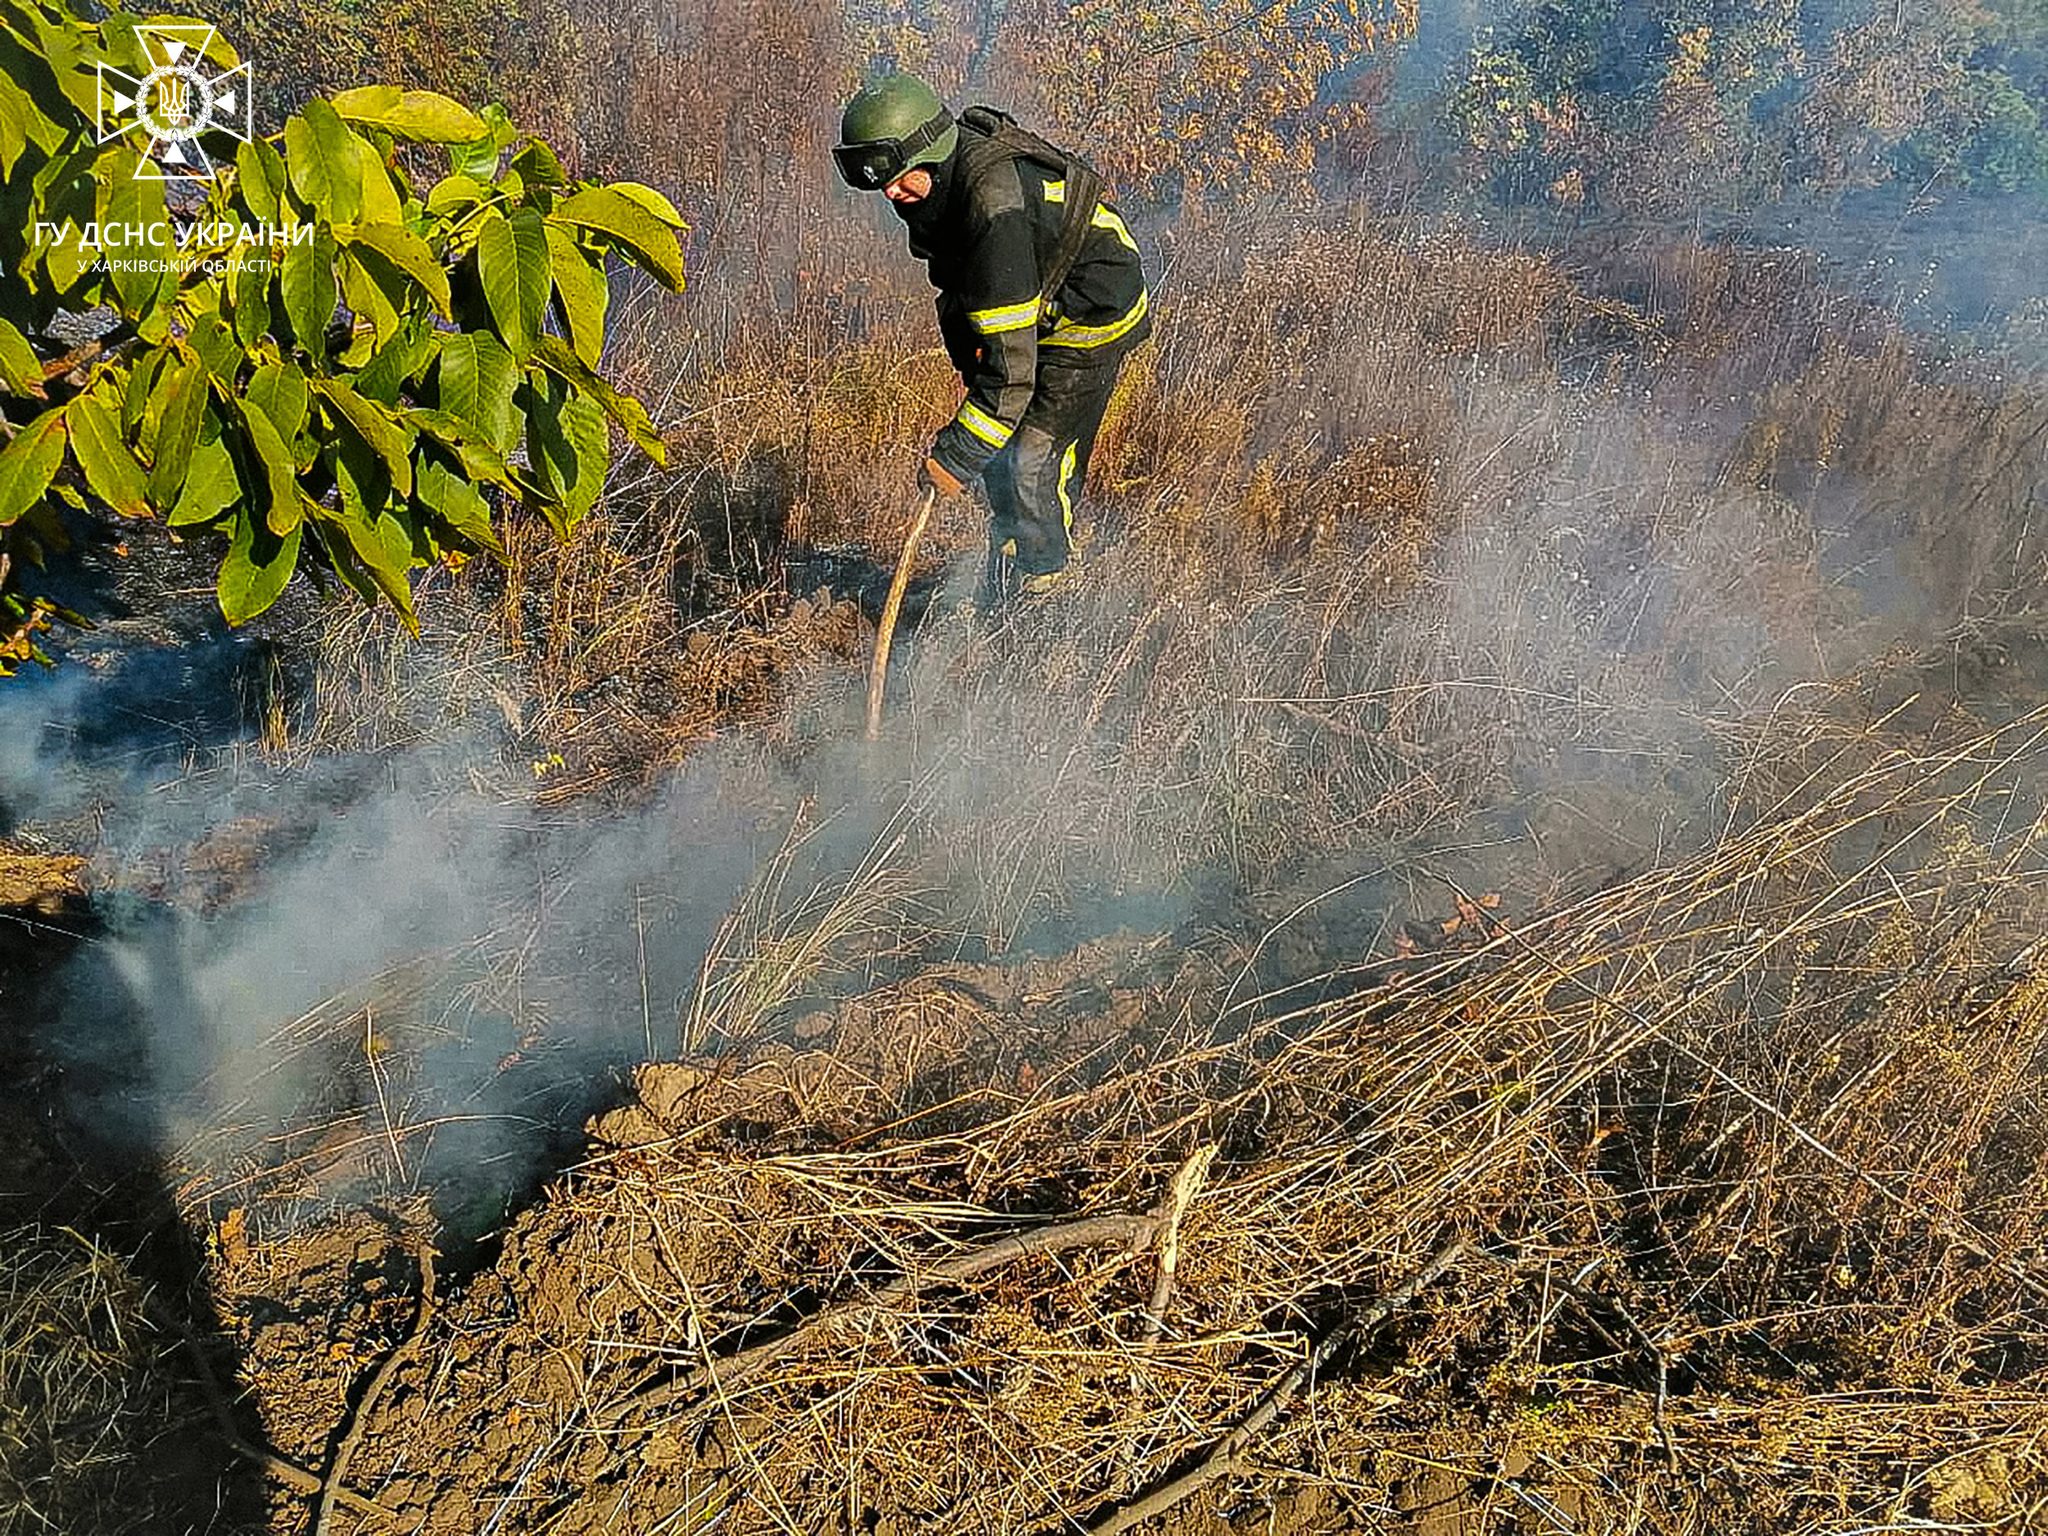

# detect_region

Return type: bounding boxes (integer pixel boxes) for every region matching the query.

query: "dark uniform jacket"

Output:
[892,114,1151,489]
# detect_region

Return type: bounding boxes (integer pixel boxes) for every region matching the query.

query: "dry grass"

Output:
[306,697,2048,1536]
[103,18,2048,1532]
[0,1228,170,1536]
[681,806,918,1056]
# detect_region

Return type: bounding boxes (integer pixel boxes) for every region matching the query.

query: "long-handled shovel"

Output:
[864,485,937,742]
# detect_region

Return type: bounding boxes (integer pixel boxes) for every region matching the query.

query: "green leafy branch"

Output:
[0,0,686,674]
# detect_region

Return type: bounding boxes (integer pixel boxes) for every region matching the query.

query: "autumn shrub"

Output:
[1448,0,2048,212]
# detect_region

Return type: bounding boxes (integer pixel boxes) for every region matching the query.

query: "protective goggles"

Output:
[832,109,952,190]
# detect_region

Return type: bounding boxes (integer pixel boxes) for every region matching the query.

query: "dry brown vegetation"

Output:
[187,698,2048,1535]
[10,4,2048,1534]
[158,197,2048,1532]
[0,1227,179,1534]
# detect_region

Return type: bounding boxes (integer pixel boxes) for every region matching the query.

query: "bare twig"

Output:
[1141,1144,1217,1350]
[600,1211,1158,1430]
[311,1241,438,1536]
[1085,1239,1468,1536]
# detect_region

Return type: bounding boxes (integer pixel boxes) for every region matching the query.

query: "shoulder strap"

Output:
[960,105,1108,305]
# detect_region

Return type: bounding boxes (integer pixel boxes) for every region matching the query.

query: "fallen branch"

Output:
[1084,1238,1469,1536]
[600,1210,1158,1430]
[1141,1144,1217,1350]
[147,1297,403,1524]
[311,1241,439,1536]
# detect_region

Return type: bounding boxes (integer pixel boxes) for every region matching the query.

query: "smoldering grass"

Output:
[330,703,2048,1535]
[682,806,920,1056]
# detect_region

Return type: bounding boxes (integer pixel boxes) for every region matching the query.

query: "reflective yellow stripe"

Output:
[1043,179,1066,204]
[1057,441,1078,542]
[1042,286,1149,350]
[956,402,1012,449]
[968,297,1040,335]
[1092,204,1139,252]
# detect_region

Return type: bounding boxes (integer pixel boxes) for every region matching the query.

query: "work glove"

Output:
[918,458,965,498]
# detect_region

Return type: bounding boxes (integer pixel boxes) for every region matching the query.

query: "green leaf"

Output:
[342,222,451,317]
[544,223,608,367]
[509,139,566,186]
[403,408,515,488]
[449,133,499,183]
[608,181,688,229]
[304,515,379,604]
[509,210,551,349]
[355,136,404,227]
[425,173,490,217]
[229,394,302,535]
[415,455,501,554]
[310,378,415,496]
[280,224,339,366]
[0,318,43,396]
[148,356,209,504]
[28,11,99,120]
[123,346,169,433]
[35,148,101,296]
[548,187,685,290]
[236,136,287,225]
[474,207,550,358]
[330,85,487,144]
[233,258,273,350]
[217,509,303,626]
[247,358,310,445]
[432,331,519,451]
[353,322,437,406]
[532,334,665,465]
[168,437,239,527]
[97,148,173,317]
[314,497,415,622]
[339,249,402,348]
[189,312,242,381]
[523,372,610,533]
[0,53,63,158]
[284,100,363,224]
[0,412,66,527]
[0,79,26,180]
[66,393,150,517]
[480,102,517,149]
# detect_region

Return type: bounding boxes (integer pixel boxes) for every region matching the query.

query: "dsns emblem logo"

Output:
[96,22,254,181]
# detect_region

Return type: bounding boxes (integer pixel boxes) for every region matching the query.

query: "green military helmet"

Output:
[834,73,958,191]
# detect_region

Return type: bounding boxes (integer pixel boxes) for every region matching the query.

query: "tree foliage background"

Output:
[1447,0,2048,211]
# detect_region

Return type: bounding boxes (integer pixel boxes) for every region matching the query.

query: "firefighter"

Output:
[833,73,1150,598]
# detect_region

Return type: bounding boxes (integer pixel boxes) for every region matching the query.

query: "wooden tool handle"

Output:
[865,486,938,742]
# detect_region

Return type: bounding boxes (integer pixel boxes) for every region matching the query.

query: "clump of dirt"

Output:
[206,1202,435,1474]
[591,931,1174,1153]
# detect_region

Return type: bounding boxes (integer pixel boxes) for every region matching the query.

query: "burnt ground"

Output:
[0,857,274,1536]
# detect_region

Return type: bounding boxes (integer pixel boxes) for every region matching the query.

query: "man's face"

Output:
[884,167,934,205]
